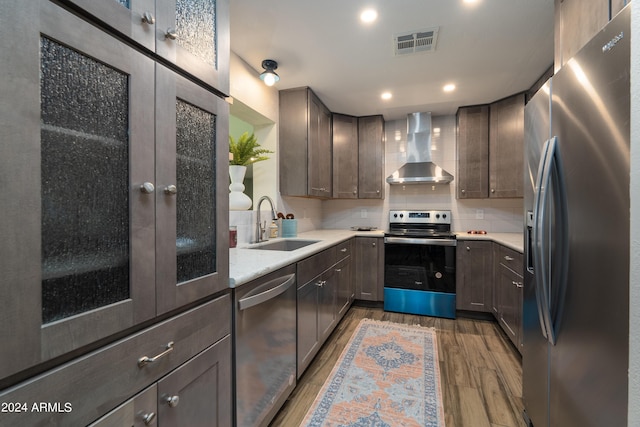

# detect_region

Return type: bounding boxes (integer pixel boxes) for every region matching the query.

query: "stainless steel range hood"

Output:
[386,112,454,184]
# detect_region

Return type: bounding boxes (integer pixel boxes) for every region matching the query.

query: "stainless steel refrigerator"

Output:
[523,5,630,427]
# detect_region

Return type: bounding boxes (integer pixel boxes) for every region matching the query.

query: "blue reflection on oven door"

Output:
[383,287,456,319]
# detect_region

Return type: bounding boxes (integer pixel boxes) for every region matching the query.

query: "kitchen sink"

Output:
[247,239,320,251]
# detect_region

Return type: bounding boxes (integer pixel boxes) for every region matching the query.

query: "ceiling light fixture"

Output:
[360,9,378,23]
[443,83,456,92]
[259,59,280,86]
[381,92,392,100]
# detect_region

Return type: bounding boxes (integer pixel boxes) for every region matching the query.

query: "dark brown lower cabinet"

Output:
[494,245,524,353]
[355,237,384,301]
[456,240,494,312]
[297,240,354,378]
[91,336,232,427]
[0,295,232,426]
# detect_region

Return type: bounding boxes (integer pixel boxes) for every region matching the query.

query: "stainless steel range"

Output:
[383,210,457,319]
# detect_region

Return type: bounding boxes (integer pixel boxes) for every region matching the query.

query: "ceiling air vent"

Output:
[394,27,439,56]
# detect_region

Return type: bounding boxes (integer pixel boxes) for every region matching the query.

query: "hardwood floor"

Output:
[270,305,526,427]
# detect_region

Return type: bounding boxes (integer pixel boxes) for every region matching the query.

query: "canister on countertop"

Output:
[269,220,278,238]
[229,226,237,248]
[281,219,297,237]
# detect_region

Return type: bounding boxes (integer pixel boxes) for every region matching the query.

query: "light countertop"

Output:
[229,229,384,287]
[229,229,523,288]
[455,232,524,253]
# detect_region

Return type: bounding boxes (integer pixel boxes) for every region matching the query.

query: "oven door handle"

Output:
[384,237,457,246]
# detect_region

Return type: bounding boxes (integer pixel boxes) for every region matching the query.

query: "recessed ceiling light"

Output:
[463,0,479,4]
[443,83,456,92]
[381,92,392,100]
[360,9,378,23]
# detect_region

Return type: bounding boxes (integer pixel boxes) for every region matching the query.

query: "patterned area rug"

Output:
[300,319,445,427]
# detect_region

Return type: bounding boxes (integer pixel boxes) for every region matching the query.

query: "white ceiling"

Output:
[230,0,555,120]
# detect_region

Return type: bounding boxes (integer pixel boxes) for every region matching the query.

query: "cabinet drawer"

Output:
[297,247,337,286]
[496,244,523,274]
[335,239,353,261]
[0,294,231,427]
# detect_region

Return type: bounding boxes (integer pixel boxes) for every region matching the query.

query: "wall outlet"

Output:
[360,209,368,219]
[475,209,484,220]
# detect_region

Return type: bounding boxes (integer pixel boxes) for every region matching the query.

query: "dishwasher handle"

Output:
[238,273,296,311]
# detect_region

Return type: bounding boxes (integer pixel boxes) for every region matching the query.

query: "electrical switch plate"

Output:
[361,209,368,219]
[475,209,484,219]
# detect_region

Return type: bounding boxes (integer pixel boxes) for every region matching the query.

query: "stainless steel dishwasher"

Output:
[234,264,297,427]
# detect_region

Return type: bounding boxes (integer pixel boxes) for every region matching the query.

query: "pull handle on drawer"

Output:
[504,255,514,261]
[138,341,174,368]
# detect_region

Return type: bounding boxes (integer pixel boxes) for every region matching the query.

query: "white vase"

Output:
[229,165,252,210]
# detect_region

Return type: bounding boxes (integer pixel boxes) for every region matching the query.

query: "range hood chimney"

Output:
[386,112,454,185]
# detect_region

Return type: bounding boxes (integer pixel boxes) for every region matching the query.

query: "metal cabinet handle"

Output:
[141,182,155,194]
[372,242,376,247]
[341,248,347,253]
[141,11,155,24]
[504,255,514,261]
[142,412,156,425]
[353,189,357,195]
[466,246,471,251]
[335,268,342,273]
[138,342,174,367]
[516,282,523,288]
[461,189,466,194]
[316,280,326,288]
[164,184,177,195]
[165,28,178,40]
[491,188,496,193]
[165,395,179,408]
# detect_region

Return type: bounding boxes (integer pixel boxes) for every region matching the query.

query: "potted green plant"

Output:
[229,132,273,166]
[228,132,273,210]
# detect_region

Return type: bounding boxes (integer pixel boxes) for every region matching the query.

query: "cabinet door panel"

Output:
[318,269,336,342]
[489,94,525,198]
[554,0,608,71]
[0,0,156,378]
[332,114,358,198]
[155,0,230,93]
[158,335,232,427]
[307,91,332,197]
[358,116,384,199]
[60,0,156,51]
[335,256,352,318]
[456,106,489,198]
[155,65,229,315]
[297,280,319,378]
[355,237,383,301]
[456,240,493,312]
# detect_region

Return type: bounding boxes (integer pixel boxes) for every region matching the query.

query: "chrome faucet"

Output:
[255,196,278,243]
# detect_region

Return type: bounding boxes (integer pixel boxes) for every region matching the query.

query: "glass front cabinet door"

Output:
[59,0,230,93]
[0,0,229,381]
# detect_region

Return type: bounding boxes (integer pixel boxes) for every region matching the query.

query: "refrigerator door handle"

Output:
[532,138,553,342]
[534,136,569,346]
[546,136,570,346]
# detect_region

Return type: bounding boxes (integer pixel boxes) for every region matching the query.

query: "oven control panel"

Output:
[389,210,451,225]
